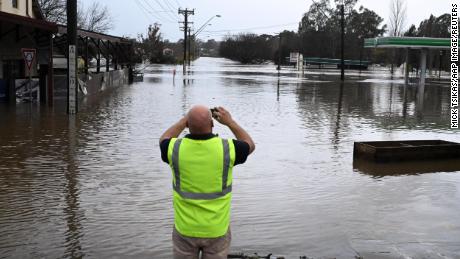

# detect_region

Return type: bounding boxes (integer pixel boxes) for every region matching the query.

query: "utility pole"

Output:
[277,34,282,72]
[178,8,194,74]
[340,3,345,81]
[438,50,444,80]
[188,28,191,66]
[67,0,77,114]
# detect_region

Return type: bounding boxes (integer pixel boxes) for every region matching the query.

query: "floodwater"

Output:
[0,57,459,258]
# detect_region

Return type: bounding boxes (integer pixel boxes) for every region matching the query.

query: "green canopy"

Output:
[364,37,450,49]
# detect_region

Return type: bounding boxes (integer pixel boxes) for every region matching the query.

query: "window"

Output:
[12,0,18,8]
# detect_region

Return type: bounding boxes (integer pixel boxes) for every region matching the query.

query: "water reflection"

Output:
[333,82,344,150]
[1,57,459,258]
[63,117,84,258]
[354,158,460,177]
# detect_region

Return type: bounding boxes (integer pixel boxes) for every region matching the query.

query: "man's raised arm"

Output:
[213,107,255,154]
[159,117,187,145]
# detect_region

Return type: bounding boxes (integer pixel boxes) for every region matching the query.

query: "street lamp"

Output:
[191,15,221,62]
[194,15,221,37]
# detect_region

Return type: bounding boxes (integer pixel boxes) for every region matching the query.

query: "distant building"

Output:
[163,48,174,56]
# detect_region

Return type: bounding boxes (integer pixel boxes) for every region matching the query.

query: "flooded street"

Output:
[0,57,459,258]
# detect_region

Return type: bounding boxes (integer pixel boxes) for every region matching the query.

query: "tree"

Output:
[219,33,274,64]
[388,0,407,36]
[333,0,358,15]
[200,39,220,57]
[403,13,452,72]
[219,0,386,64]
[275,30,300,65]
[346,6,387,61]
[138,23,173,63]
[417,14,451,37]
[37,0,66,23]
[77,2,113,33]
[298,0,385,60]
[38,0,113,33]
[404,24,417,36]
[388,0,406,74]
[347,6,386,38]
[299,0,331,33]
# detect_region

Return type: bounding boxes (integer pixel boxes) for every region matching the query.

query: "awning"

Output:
[57,25,133,44]
[364,37,450,49]
[0,11,57,32]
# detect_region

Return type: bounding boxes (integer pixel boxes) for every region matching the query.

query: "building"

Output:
[0,0,135,105]
[0,0,36,17]
[0,0,56,103]
[163,48,174,56]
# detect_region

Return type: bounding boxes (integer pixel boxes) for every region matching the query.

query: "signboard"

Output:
[21,48,36,102]
[289,52,299,63]
[68,45,77,114]
[298,54,304,71]
[21,48,36,71]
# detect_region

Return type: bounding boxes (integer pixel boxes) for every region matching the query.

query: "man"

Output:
[159,105,255,259]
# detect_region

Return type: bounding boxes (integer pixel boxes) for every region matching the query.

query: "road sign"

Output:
[21,48,36,102]
[290,52,299,63]
[68,45,77,114]
[21,48,36,71]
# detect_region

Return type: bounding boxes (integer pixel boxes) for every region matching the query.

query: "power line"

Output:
[150,0,178,21]
[163,0,177,10]
[137,0,164,22]
[134,0,171,38]
[173,0,181,8]
[162,0,180,18]
[134,0,155,23]
[141,0,176,23]
[172,0,181,8]
[203,22,299,33]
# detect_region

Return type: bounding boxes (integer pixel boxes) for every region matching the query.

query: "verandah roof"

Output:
[364,37,450,49]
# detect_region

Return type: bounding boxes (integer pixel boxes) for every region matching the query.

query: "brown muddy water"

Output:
[0,57,459,258]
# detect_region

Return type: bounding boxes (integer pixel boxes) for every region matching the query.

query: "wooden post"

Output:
[114,42,118,70]
[106,41,109,72]
[404,48,410,85]
[97,39,100,73]
[48,33,54,106]
[66,0,78,114]
[84,37,89,74]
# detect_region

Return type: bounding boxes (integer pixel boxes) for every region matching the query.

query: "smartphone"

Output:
[210,108,218,118]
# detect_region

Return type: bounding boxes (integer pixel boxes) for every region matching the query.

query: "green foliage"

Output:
[219,0,386,64]
[138,23,178,64]
[216,1,449,71]
[416,14,451,38]
[298,1,386,60]
[219,33,275,64]
[402,13,452,71]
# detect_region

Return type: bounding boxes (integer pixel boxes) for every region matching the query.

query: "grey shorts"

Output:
[172,227,231,259]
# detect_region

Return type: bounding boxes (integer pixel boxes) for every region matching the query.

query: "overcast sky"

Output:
[81,0,453,41]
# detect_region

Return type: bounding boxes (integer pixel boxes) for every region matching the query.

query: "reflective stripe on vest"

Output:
[171,138,232,200]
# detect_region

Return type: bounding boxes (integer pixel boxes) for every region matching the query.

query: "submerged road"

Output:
[0,57,459,258]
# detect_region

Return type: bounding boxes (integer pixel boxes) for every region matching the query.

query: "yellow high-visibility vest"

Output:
[167,136,235,238]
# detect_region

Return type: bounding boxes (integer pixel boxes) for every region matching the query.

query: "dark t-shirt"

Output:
[160,133,250,165]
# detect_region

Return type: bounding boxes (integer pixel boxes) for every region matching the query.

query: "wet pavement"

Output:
[0,57,459,258]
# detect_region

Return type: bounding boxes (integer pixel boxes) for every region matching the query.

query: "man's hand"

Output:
[213,106,255,154]
[212,107,235,126]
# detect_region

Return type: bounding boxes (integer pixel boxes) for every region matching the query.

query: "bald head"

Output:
[187,105,213,134]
